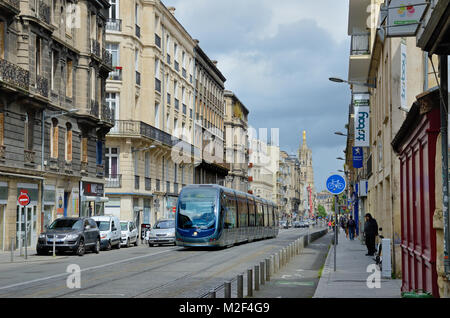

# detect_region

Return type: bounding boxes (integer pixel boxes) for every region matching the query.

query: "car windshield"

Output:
[178,188,217,230]
[95,221,110,231]
[154,220,175,229]
[120,222,128,231]
[48,219,83,231]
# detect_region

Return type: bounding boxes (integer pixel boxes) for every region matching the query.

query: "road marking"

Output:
[0,249,173,292]
[80,294,125,297]
[276,281,315,286]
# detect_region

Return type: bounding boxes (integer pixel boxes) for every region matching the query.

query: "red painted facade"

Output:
[395,105,440,297]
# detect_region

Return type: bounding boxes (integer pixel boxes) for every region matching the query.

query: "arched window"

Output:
[65,122,72,162]
[50,118,59,159]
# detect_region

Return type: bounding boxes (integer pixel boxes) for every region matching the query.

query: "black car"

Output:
[36,217,101,256]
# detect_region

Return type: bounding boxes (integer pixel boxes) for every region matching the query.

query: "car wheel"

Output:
[106,240,112,251]
[76,239,85,256]
[134,238,139,246]
[92,239,100,254]
[116,241,121,249]
[149,243,153,247]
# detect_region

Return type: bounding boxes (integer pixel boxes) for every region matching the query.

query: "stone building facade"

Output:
[0,0,112,251]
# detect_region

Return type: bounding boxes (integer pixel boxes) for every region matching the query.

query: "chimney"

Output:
[167,6,176,16]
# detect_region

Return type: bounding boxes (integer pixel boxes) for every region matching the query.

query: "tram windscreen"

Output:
[178,188,217,230]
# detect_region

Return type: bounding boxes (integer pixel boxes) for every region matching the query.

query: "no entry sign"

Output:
[18,191,30,206]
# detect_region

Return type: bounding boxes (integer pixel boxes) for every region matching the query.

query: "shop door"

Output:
[16,205,37,250]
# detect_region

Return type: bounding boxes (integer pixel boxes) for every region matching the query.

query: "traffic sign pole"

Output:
[334,195,338,272]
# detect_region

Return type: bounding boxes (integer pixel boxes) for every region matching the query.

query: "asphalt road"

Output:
[0,227,326,298]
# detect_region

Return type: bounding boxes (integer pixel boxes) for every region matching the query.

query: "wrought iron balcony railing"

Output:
[174,61,179,72]
[135,175,140,190]
[105,174,122,188]
[145,177,151,191]
[89,100,99,117]
[102,48,113,68]
[91,39,101,57]
[136,71,141,86]
[101,103,114,124]
[135,25,141,38]
[106,18,122,31]
[38,1,50,24]
[0,58,30,91]
[36,74,48,97]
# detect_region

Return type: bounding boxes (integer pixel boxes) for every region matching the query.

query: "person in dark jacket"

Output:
[364,213,378,256]
[347,215,356,240]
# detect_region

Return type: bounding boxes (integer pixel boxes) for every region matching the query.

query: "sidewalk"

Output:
[0,246,68,265]
[313,230,402,298]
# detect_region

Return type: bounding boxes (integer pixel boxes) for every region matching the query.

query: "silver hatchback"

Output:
[148,219,176,247]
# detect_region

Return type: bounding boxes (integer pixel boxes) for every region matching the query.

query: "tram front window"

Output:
[178,189,217,230]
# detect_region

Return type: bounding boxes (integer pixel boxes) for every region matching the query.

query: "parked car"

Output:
[120,220,139,247]
[279,220,287,229]
[36,217,100,256]
[148,219,176,247]
[92,215,121,250]
[293,221,302,228]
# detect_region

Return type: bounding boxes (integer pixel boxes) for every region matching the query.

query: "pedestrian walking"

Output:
[363,213,378,256]
[340,216,347,236]
[347,215,356,240]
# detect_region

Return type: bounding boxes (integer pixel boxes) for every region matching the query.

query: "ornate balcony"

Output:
[105,174,122,188]
[36,75,48,98]
[24,150,36,165]
[106,18,122,31]
[89,100,99,118]
[0,58,30,91]
[101,103,114,124]
[91,39,100,57]
[38,1,50,24]
[102,48,113,68]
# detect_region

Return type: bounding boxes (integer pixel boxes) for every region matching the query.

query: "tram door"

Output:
[16,205,37,250]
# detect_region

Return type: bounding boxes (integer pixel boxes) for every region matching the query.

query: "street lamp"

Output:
[337,157,345,161]
[334,131,347,137]
[329,77,376,89]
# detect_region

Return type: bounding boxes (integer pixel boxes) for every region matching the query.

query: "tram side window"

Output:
[264,204,270,227]
[237,197,248,228]
[269,205,274,227]
[248,199,256,227]
[256,202,264,226]
[224,193,237,229]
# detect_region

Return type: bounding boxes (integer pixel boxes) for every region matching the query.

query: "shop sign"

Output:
[81,182,104,197]
[386,1,428,37]
[353,147,364,169]
[56,188,64,216]
[354,94,370,148]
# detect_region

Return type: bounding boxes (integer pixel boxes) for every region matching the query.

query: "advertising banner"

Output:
[353,94,370,147]
[353,147,364,169]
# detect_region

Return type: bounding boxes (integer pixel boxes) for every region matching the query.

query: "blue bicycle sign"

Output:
[326,175,346,195]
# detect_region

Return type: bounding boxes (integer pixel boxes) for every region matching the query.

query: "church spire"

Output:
[302,130,307,148]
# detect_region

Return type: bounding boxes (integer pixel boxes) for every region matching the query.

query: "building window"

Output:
[145,151,150,178]
[106,92,119,121]
[106,147,119,178]
[65,122,72,162]
[106,43,119,67]
[35,35,41,78]
[109,0,119,19]
[66,58,73,98]
[155,102,160,129]
[0,21,5,59]
[24,112,35,151]
[96,139,103,165]
[81,134,88,164]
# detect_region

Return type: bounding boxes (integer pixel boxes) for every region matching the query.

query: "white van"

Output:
[92,215,121,250]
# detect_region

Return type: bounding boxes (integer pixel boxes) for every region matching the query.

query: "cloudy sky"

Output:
[164,0,351,192]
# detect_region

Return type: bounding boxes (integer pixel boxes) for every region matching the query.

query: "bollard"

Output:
[247,269,253,297]
[278,251,282,269]
[209,289,216,298]
[254,265,260,291]
[237,274,243,298]
[266,258,271,281]
[224,281,231,298]
[260,261,265,285]
[53,238,56,257]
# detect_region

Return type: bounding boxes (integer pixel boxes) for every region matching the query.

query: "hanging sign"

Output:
[386,1,428,37]
[353,147,364,169]
[354,94,370,147]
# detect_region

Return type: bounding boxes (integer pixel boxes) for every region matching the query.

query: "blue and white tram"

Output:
[175,184,279,247]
